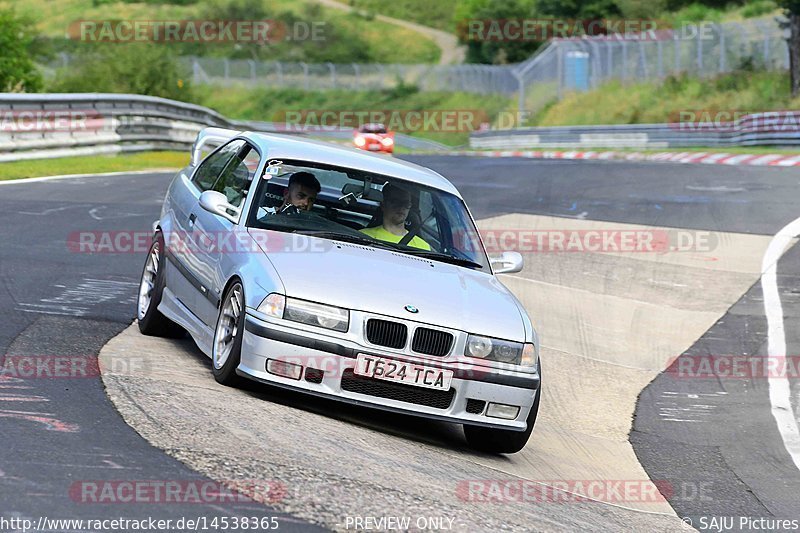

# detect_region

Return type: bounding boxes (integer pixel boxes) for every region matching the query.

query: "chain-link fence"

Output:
[181,57,519,94]
[47,17,787,113]
[513,17,788,113]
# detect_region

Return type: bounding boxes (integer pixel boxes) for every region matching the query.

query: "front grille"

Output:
[340,369,455,410]
[365,319,407,349]
[466,399,486,414]
[412,327,454,357]
[304,368,324,384]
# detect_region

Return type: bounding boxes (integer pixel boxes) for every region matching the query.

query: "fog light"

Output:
[266,359,302,380]
[486,403,520,420]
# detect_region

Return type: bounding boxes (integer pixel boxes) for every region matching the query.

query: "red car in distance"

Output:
[353,123,394,154]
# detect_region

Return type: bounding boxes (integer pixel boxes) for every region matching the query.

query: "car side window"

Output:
[212,144,261,208]
[192,140,245,192]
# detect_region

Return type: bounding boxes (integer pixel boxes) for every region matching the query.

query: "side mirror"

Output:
[199,190,240,224]
[490,251,524,274]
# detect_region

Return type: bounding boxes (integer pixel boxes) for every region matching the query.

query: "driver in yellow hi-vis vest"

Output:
[360,183,431,250]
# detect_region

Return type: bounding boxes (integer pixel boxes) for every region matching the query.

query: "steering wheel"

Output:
[279,204,301,216]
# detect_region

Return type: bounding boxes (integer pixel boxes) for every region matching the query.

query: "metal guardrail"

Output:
[470,113,800,149]
[0,93,449,162]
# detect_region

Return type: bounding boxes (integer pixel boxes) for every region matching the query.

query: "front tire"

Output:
[137,232,183,338]
[463,382,541,454]
[212,281,246,387]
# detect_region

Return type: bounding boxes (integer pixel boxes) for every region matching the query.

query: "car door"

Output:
[190,141,262,327]
[168,139,245,324]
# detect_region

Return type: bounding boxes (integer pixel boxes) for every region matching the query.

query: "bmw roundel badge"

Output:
[404,304,419,314]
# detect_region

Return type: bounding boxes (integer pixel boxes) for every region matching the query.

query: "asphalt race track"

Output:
[1,156,799,532]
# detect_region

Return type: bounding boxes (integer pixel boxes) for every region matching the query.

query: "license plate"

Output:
[354,354,453,391]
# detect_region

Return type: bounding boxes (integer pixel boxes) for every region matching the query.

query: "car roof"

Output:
[245,131,461,197]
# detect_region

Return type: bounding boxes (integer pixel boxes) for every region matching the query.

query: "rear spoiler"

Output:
[191,127,242,166]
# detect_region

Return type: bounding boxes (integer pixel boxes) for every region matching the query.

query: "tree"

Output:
[0,9,43,92]
[49,44,193,101]
[454,0,540,64]
[778,0,800,97]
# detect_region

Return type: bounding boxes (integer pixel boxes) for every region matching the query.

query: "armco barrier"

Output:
[0,93,448,161]
[470,112,800,150]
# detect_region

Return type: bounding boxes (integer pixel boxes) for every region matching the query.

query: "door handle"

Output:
[189,213,197,227]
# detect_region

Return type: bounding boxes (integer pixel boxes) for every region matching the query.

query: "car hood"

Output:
[250,229,526,341]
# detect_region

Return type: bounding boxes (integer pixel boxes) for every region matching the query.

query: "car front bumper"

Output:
[239,314,540,431]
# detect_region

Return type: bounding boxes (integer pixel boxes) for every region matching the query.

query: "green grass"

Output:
[340,0,459,31]
[196,84,515,146]
[530,70,800,127]
[3,0,439,64]
[662,0,779,26]
[0,151,187,181]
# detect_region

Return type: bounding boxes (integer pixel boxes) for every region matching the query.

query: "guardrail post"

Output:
[696,28,704,73]
[621,41,628,82]
[513,70,525,114]
[224,59,230,81]
[353,63,360,87]
[326,62,336,89]
[274,61,284,86]
[378,64,385,89]
[674,36,681,73]
[657,39,664,78]
[300,62,309,90]
[556,45,564,97]
[248,60,256,82]
[638,40,648,79]
[718,24,726,73]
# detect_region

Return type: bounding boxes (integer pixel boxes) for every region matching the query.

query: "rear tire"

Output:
[137,232,183,338]
[212,281,246,387]
[463,381,541,454]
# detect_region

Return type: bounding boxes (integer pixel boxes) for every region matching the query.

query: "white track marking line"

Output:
[761,216,800,472]
[0,169,175,186]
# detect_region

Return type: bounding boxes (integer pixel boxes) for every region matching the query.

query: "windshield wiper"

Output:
[298,231,483,269]
[296,230,398,251]
[400,249,483,269]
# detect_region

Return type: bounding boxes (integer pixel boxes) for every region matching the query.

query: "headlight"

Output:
[381,137,394,146]
[284,298,349,332]
[465,335,535,366]
[258,293,285,318]
[466,335,493,358]
[354,136,366,147]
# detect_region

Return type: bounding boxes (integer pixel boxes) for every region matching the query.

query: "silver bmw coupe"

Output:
[137,127,541,453]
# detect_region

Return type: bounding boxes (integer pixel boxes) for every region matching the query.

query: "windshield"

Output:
[359,124,388,134]
[246,159,489,270]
